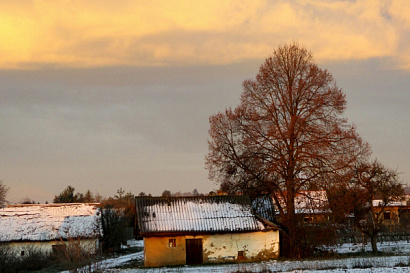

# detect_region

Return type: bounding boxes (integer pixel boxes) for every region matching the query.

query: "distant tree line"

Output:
[160,188,203,197]
[53,186,102,203]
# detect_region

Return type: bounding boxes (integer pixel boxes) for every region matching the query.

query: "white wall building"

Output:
[0,203,102,257]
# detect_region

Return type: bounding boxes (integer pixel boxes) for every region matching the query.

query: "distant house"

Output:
[273,190,331,223]
[372,194,410,230]
[0,203,102,257]
[135,195,279,267]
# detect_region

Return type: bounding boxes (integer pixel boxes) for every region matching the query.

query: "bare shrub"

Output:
[0,243,51,273]
[19,244,51,271]
[100,207,128,252]
[291,220,338,257]
[55,237,103,273]
[0,243,17,273]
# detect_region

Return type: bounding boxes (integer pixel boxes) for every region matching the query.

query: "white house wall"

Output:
[4,239,99,258]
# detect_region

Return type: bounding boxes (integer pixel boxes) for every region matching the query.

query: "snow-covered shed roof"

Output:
[0,203,102,242]
[135,195,277,235]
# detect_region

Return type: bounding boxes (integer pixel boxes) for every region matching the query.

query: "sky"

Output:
[0,0,409,203]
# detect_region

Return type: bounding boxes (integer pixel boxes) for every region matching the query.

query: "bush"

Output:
[292,222,338,257]
[0,243,16,273]
[19,245,51,271]
[0,243,51,273]
[100,207,128,252]
[54,238,103,273]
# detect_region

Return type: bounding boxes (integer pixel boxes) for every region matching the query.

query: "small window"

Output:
[20,251,25,256]
[304,217,313,223]
[384,211,391,220]
[169,238,176,248]
[238,251,245,260]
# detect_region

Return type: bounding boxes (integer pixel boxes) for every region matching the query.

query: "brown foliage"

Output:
[205,43,370,258]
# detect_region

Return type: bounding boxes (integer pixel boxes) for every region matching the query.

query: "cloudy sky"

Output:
[1,0,409,203]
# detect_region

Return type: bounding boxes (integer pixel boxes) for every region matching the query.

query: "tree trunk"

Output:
[284,186,299,258]
[370,234,378,253]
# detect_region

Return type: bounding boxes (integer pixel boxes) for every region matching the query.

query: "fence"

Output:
[337,232,410,245]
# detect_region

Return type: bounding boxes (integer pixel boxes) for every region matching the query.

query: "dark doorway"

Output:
[186,238,203,265]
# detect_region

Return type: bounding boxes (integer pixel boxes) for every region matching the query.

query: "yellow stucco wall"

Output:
[203,231,279,263]
[144,230,279,267]
[144,236,186,267]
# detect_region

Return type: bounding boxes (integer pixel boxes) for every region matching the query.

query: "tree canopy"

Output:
[53,185,78,203]
[206,43,370,257]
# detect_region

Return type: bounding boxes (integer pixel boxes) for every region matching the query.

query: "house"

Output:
[0,203,102,257]
[135,195,279,267]
[372,195,410,231]
[273,191,331,223]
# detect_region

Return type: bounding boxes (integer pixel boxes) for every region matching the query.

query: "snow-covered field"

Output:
[62,240,410,273]
[326,240,410,255]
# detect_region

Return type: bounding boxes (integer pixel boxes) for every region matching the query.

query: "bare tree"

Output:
[0,181,9,208]
[350,160,404,253]
[206,43,370,257]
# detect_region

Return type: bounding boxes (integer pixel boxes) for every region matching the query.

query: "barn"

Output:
[0,203,102,257]
[135,195,279,267]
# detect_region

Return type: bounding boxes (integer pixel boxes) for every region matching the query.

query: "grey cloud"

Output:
[1,57,409,202]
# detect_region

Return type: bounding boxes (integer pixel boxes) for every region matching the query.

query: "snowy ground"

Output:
[62,240,410,273]
[325,240,410,255]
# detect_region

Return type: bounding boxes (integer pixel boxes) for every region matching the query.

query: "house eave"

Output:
[140,229,276,238]
[0,237,99,244]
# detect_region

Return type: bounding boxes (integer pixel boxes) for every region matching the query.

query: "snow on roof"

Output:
[372,199,408,207]
[136,196,275,235]
[295,191,330,214]
[0,203,102,242]
[274,191,330,214]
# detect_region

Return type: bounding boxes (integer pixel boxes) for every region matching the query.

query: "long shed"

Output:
[0,203,102,257]
[136,195,279,267]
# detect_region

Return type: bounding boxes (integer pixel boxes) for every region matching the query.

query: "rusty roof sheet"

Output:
[136,195,274,235]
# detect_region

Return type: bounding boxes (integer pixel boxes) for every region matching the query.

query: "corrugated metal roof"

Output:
[252,195,276,222]
[136,196,274,235]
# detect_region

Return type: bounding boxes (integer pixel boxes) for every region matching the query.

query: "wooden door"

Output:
[186,238,203,265]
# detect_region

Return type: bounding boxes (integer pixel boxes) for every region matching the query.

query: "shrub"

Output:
[19,245,51,271]
[0,243,51,273]
[100,207,128,252]
[296,222,338,257]
[54,238,103,273]
[0,243,16,273]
